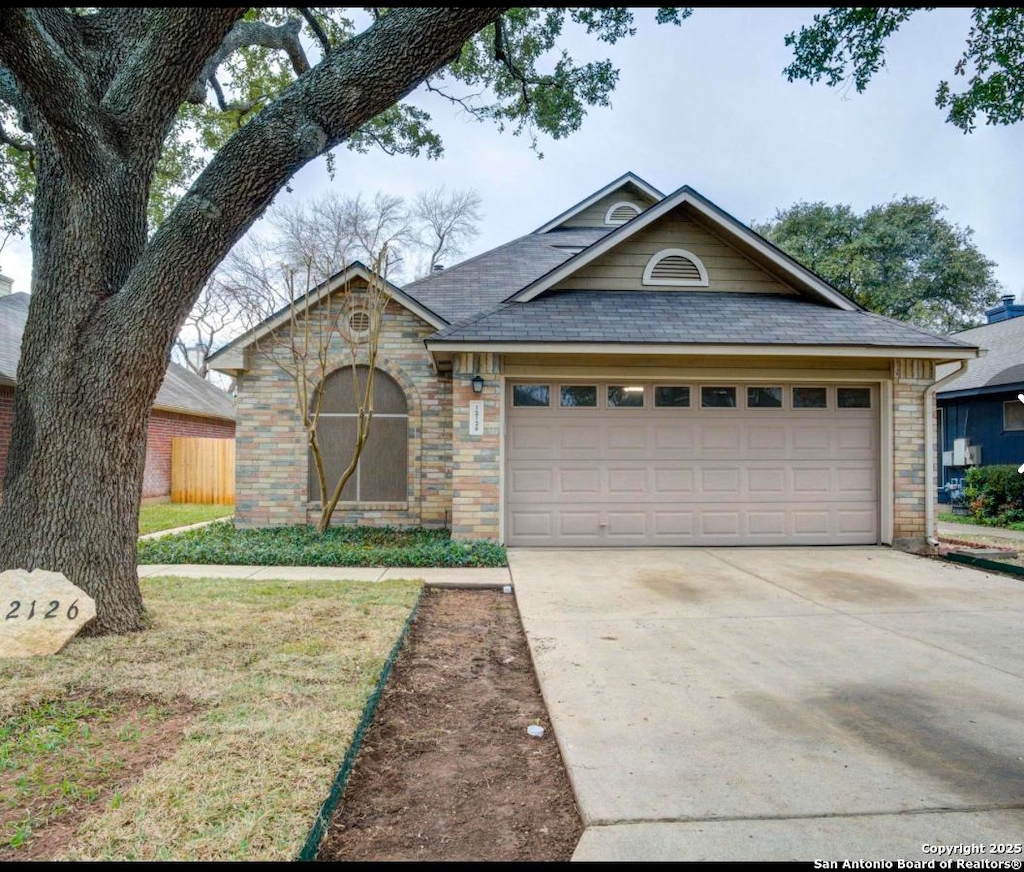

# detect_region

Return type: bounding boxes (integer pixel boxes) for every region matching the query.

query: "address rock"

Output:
[0,568,97,658]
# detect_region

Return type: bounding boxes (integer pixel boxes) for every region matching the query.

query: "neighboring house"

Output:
[936,294,1024,495]
[209,173,978,551]
[0,289,236,502]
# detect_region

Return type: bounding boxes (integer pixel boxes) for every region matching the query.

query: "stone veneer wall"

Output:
[892,357,935,551]
[234,292,451,529]
[450,352,502,540]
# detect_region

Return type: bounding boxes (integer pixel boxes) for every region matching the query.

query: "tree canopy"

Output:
[784,8,1024,132]
[754,198,1001,334]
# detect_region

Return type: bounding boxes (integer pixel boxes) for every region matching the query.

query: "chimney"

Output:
[432,264,445,272]
[985,291,1024,324]
[0,272,12,297]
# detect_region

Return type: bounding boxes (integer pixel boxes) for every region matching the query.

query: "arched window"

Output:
[604,201,642,225]
[642,248,709,287]
[308,366,408,502]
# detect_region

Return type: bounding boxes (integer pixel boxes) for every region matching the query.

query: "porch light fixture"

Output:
[471,375,485,394]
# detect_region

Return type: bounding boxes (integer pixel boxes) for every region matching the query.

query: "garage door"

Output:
[505,381,879,546]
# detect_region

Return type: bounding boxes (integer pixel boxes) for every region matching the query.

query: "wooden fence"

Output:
[171,437,235,504]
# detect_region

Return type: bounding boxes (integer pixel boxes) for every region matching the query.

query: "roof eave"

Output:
[425,340,979,361]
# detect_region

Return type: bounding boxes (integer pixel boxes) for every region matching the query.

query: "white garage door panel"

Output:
[506,382,880,546]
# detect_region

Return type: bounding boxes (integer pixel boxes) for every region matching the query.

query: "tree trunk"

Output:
[0,150,163,634]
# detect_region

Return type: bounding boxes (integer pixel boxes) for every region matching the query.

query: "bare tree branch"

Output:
[413,186,482,273]
[424,78,488,121]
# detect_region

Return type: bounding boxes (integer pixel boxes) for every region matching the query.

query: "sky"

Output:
[2,7,1022,299]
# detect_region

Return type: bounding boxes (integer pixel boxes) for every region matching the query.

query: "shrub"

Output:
[137,522,508,567]
[963,465,1024,527]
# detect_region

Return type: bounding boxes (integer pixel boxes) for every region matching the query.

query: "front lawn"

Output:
[938,511,1024,532]
[137,522,507,567]
[139,503,233,535]
[0,576,420,860]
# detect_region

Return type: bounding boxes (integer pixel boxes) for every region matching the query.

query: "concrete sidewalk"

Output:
[138,563,511,587]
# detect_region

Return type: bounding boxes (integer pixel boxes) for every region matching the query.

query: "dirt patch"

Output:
[0,692,197,861]
[317,588,583,862]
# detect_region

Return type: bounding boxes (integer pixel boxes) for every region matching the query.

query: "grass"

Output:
[0,575,420,860]
[938,511,1024,532]
[139,504,233,536]
[137,522,507,567]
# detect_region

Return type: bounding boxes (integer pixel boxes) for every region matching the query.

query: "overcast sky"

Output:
[3,7,1022,300]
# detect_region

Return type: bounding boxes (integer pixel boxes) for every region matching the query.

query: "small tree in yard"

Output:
[226,194,406,533]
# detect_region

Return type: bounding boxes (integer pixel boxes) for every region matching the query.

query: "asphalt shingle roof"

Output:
[401,227,611,323]
[0,292,234,420]
[939,316,1024,393]
[429,291,974,349]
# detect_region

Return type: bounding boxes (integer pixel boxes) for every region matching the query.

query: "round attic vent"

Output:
[348,310,371,334]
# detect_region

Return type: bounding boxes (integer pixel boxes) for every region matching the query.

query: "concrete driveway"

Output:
[508,547,1024,861]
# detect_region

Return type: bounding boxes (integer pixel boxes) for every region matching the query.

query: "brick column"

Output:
[450,352,502,540]
[892,358,935,552]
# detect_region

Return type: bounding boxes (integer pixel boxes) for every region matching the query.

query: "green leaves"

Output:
[754,197,1001,334]
[784,7,1024,133]
[137,521,508,568]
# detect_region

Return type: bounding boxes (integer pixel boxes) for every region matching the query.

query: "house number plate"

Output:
[0,569,96,658]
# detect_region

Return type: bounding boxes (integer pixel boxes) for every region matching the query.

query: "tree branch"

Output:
[188,18,311,105]
[0,9,104,159]
[103,8,244,135]
[0,120,34,152]
[493,16,535,108]
[299,8,332,56]
[113,7,508,341]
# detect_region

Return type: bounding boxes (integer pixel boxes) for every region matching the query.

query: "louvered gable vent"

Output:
[642,248,709,287]
[604,201,642,225]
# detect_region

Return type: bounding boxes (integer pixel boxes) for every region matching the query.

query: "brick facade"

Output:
[892,358,935,551]
[234,290,452,529]
[0,385,13,485]
[143,410,236,501]
[450,352,502,540]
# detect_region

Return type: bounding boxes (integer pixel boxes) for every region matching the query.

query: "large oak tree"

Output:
[0,7,690,633]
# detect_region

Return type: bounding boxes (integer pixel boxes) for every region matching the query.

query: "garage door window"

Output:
[747,386,783,409]
[837,387,872,409]
[655,386,691,408]
[608,385,645,408]
[701,386,737,408]
[560,385,598,407]
[513,384,550,407]
[793,386,828,409]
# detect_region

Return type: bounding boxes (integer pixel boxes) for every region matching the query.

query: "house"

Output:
[0,288,236,502]
[936,294,1024,497]
[209,173,978,550]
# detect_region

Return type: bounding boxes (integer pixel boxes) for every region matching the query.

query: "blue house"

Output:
[937,294,1024,499]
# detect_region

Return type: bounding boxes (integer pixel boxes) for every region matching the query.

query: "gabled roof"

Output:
[0,292,234,420]
[426,291,976,358]
[399,227,610,324]
[157,361,236,420]
[507,185,861,311]
[938,316,1024,396]
[533,172,664,234]
[208,261,446,373]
